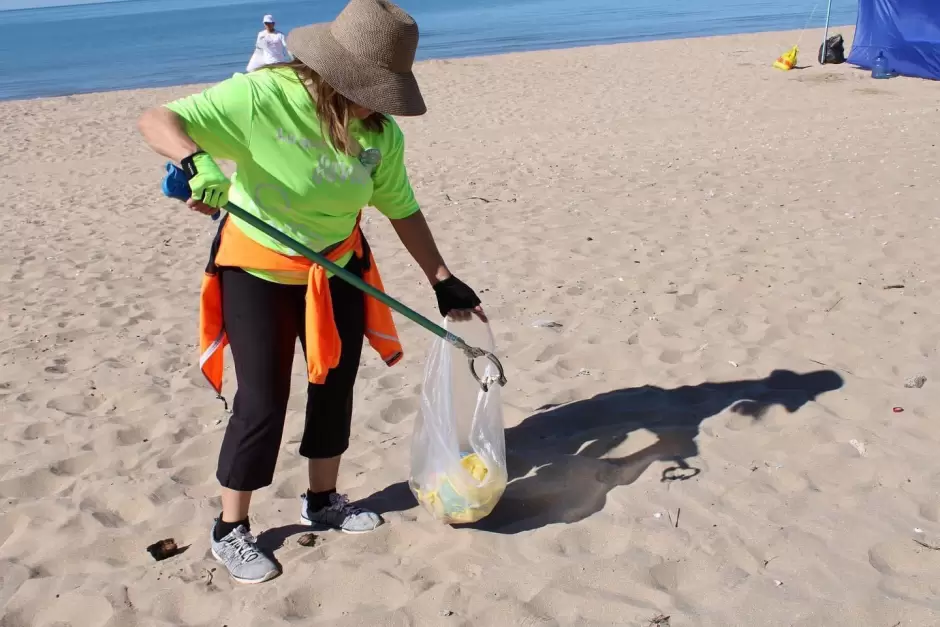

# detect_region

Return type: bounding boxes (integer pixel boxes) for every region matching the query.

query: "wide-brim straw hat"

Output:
[286,0,426,117]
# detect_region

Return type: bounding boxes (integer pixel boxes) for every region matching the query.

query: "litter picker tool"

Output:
[160,163,507,391]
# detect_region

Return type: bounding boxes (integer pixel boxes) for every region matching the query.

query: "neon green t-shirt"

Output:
[165,67,420,284]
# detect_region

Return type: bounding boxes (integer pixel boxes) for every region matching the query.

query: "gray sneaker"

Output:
[300,492,383,534]
[210,521,279,584]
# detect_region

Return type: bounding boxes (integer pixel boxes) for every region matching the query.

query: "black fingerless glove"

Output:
[433,276,481,317]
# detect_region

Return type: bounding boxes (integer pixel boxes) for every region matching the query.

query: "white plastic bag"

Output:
[409,319,507,524]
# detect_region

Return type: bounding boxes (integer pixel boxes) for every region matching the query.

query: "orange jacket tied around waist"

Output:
[199,215,403,394]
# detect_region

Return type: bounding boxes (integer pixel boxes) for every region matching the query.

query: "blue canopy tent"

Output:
[847,0,940,80]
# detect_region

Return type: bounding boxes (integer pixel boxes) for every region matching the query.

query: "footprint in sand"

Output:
[170,464,212,487]
[377,396,419,426]
[536,343,564,362]
[46,393,104,415]
[869,538,940,604]
[175,436,216,462]
[21,422,52,440]
[90,509,126,528]
[98,357,126,370]
[148,482,185,505]
[917,502,940,523]
[49,453,96,477]
[869,539,936,578]
[676,291,699,309]
[14,593,114,627]
[43,357,69,375]
[274,471,308,499]
[0,560,32,611]
[269,587,321,622]
[0,468,71,499]
[155,456,175,470]
[376,373,407,390]
[169,424,202,444]
[761,323,787,345]
[648,561,681,592]
[659,349,682,365]
[80,494,155,526]
[115,426,148,447]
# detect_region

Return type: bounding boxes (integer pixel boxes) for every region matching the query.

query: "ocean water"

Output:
[0,0,857,101]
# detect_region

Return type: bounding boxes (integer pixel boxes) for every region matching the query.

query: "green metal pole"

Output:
[218,202,507,390]
[223,202,464,348]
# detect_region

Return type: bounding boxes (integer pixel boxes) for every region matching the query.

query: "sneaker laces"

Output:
[224,526,260,560]
[327,493,364,516]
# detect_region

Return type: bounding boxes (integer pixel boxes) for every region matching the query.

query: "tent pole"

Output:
[821,0,833,63]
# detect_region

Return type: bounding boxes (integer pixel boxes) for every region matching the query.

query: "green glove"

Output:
[181,151,230,208]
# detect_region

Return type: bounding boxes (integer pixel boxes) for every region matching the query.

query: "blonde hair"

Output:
[265,60,387,154]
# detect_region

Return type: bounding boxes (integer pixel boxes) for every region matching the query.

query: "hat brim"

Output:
[287,23,426,117]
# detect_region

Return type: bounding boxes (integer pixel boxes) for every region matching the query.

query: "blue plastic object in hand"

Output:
[161,162,221,220]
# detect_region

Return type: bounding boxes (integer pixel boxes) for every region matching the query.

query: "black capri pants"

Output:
[215,256,365,492]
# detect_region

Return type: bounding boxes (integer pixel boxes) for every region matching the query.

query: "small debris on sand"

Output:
[297,533,319,547]
[849,439,867,456]
[146,538,187,562]
[913,537,940,551]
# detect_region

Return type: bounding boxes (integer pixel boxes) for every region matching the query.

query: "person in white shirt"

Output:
[246,15,292,72]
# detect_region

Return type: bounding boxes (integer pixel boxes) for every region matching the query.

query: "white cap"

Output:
[262,14,275,24]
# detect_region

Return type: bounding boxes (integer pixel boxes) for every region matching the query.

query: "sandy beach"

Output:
[3,27,940,626]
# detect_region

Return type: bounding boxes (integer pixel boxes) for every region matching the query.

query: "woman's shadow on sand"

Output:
[358,368,843,535]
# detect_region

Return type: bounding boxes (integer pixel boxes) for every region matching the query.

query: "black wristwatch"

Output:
[180,150,207,180]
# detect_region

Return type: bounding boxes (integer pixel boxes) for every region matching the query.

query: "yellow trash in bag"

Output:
[773,45,798,71]
[410,319,508,525]
[413,453,506,525]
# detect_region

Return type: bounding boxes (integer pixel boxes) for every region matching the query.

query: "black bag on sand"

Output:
[819,34,846,64]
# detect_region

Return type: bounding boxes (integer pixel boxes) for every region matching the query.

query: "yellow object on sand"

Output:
[413,453,506,524]
[773,45,798,71]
